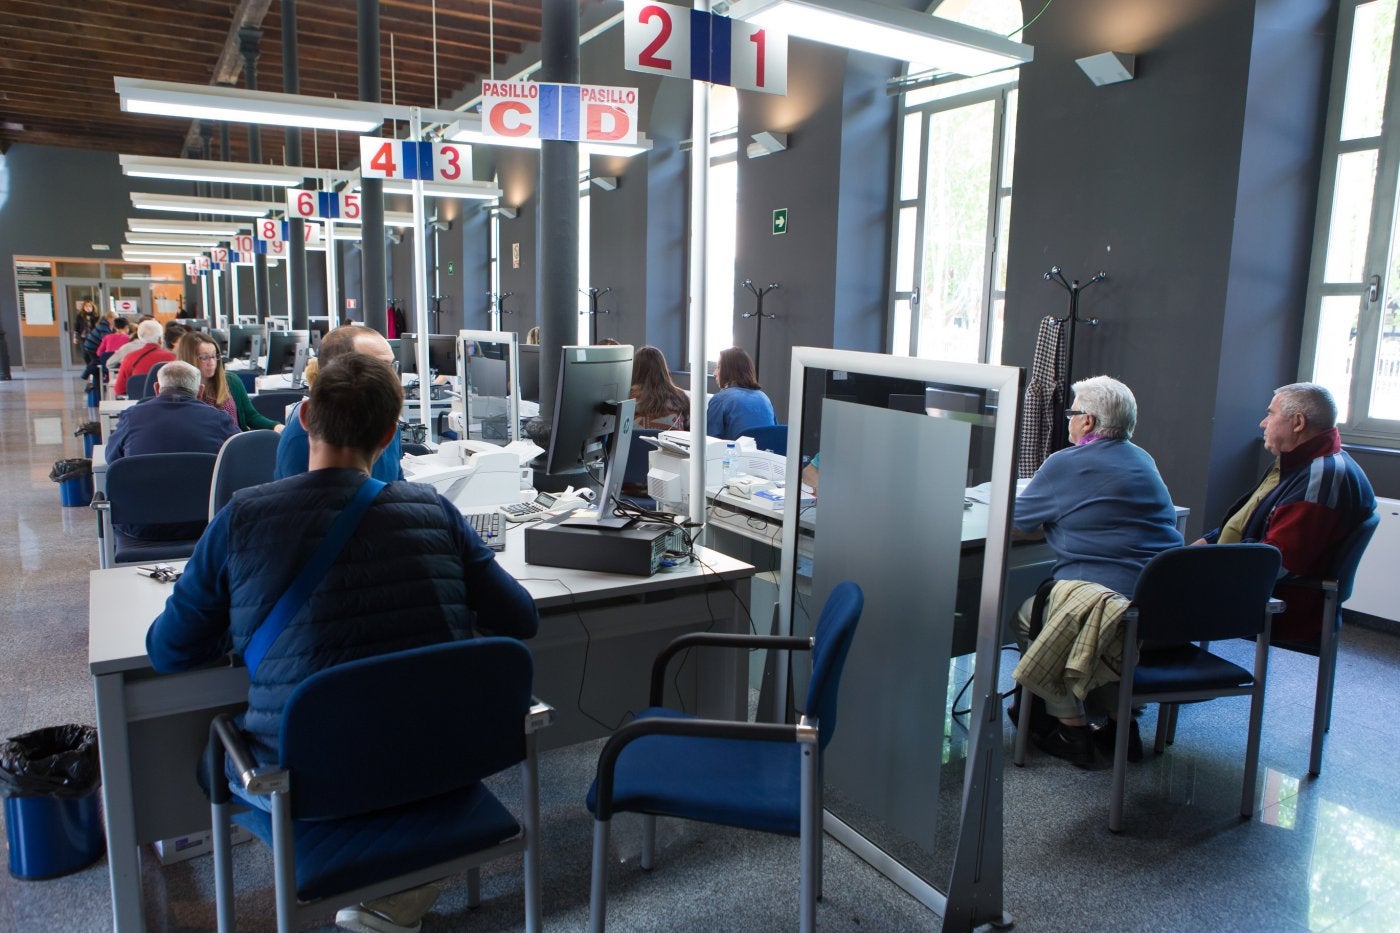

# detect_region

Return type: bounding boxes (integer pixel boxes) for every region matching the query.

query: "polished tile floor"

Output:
[2,369,1398,932]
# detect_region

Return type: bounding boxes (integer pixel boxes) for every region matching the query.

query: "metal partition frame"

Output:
[457,328,521,444]
[778,347,1023,930]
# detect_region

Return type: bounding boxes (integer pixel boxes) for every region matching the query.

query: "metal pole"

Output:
[687,4,710,525]
[282,0,310,330]
[359,0,387,333]
[239,28,271,323]
[411,107,432,432]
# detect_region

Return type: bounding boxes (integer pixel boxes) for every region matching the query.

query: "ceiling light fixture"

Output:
[115,77,387,133]
[726,0,1033,76]
[119,154,308,187]
[125,233,231,247]
[130,192,280,217]
[381,179,503,200]
[128,218,245,236]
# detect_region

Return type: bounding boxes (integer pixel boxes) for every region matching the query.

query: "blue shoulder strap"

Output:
[243,477,386,678]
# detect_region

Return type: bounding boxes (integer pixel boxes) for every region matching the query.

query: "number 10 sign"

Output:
[624,0,787,96]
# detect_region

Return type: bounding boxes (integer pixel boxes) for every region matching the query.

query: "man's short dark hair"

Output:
[319,324,375,366]
[306,354,403,454]
[163,321,189,349]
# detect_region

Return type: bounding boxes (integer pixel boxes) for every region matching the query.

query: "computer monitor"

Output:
[458,329,519,443]
[209,327,230,357]
[265,330,309,376]
[517,344,542,402]
[226,323,267,363]
[385,338,402,372]
[545,344,635,528]
[398,333,458,377]
[308,320,330,353]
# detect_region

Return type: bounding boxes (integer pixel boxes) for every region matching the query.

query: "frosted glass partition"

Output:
[779,348,1022,926]
[457,329,520,444]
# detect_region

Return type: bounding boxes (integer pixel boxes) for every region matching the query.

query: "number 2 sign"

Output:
[624,0,787,96]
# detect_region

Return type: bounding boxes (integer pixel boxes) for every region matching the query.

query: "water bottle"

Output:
[722,443,735,484]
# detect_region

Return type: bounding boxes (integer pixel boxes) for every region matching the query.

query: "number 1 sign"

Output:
[624,0,787,96]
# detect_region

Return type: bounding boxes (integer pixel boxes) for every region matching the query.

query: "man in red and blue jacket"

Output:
[1199,383,1375,644]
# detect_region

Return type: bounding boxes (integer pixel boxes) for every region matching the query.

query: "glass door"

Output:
[59,280,105,370]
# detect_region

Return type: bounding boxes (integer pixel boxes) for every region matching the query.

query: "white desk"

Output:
[92,444,107,496]
[90,544,753,932]
[98,398,139,440]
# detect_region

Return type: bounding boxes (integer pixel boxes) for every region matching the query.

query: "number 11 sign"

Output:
[624,0,787,96]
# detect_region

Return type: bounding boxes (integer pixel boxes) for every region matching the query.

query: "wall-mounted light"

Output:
[490,206,519,220]
[119,154,312,187]
[115,77,387,132]
[590,176,619,191]
[727,0,1033,76]
[746,131,788,159]
[1075,52,1136,86]
[130,192,281,217]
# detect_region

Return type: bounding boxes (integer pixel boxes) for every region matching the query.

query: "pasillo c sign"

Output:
[481,82,640,145]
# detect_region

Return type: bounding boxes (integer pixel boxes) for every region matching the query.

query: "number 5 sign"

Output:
[286,188,363,221]
[624,0,786,96]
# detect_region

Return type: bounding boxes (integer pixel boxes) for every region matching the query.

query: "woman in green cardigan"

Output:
[175,331,283,433]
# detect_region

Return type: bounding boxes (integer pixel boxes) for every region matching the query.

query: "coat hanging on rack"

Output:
[1018,315,1066,478]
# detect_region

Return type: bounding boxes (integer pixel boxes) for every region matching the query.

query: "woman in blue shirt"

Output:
[706,346,775,439]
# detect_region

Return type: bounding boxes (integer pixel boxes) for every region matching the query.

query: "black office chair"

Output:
[586,581,864,933]
[123,373,148,401]
[1272,511,1379,775]
[92,452,217,568]
[142,361,167,398]
[1108,544,1282,832]
[206,638,553,933]
[208,430,281,519]
[249,391,306,426]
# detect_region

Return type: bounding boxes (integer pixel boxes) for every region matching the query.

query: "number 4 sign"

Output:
[358,139,471,182]
[625,0,786,96]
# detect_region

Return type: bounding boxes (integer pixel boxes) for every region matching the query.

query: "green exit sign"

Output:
[772,208,788,236]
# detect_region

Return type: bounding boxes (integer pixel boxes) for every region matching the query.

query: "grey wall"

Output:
[1003,0,1343,533]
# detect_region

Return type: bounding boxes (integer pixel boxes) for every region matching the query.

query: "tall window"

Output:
[1302,0,1400,443]
[889,1,1022,364]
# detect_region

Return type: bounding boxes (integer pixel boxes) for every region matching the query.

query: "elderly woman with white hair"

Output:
[1009,375,1183,769]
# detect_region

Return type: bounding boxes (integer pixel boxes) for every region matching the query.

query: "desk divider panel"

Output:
[780,348,1022,930]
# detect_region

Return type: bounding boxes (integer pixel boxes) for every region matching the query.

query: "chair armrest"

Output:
[593,715,811,821]
[526,698,556,734]
[207,713,288,801]
[1267,597,1286,615]
[650,632,811,707]
[1278,576,1339,594]
[90,495,109,513]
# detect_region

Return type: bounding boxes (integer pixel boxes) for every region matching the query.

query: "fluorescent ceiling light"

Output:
[122,248,203,261]
[444,117,653,158]
[115,77,386,133]
[381,179,503,200]
[126,233,229,247]
[130,192,280,217]
[727,0,1033,76]
[120,154,308,187]
[128,218,245,235]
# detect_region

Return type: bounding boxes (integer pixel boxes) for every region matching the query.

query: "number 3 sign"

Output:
[624,0,787,96]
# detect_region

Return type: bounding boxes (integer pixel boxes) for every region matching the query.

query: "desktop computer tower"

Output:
[524,516,685,576]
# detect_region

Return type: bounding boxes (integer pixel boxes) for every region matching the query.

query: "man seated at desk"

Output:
[1010,375,1182,770]
[275,324,405,483]
[147,353,538,933]
[1193,382,1374,645]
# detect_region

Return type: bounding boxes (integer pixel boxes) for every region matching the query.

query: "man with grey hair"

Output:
[113,318,176,397]
[1196,382,1374,644]
[1009,375,1183,768]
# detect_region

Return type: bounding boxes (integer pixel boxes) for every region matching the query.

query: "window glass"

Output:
[1313,295,1361,422]
[900,112,923,202]
[1340,0,1396,140]
[1324,150,1379,283]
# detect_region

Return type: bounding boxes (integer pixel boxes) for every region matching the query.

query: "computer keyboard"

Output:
[465,511,506,552]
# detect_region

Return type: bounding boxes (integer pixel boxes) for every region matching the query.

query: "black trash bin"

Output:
[0,725,105,879]
[48,458,94,507]
[74,421,101,458]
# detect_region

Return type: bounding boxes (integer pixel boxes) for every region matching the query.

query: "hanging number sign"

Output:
[624,0,787,95]
[285,188,364,220]
[358,139,473,182]
[482,82,639,145]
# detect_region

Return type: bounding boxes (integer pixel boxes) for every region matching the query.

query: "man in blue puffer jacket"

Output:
[147,353,537,933]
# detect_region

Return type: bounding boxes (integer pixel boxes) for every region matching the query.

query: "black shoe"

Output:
[1007,686,1056,740]
[1093,717,1144,763]
[1032,724,1111,771]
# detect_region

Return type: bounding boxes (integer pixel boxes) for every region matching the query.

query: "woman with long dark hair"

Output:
[629,345,689,430]
[706,346,775,440]
[176,331,281,432]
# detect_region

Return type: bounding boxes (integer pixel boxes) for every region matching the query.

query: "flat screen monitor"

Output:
[517,344,541,402]
[209,327,230,357]
[308,320,329,352]
[385,338,402,372]
[545,344,634,526]
[458,329,519,443]
[226,323,267,363]
[265,330,309,376]
[398,333,458,377]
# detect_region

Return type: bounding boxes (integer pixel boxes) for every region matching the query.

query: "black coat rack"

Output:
[740,279,780,377]
[1043,266,1106,451]
[581,287,612,344]
[486,291,514,331]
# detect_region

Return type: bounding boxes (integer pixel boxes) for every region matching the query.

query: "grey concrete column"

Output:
[238,27,271,323]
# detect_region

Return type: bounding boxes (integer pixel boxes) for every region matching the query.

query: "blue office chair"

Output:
[123,373,148,401]
[1108,544,1282,832]
[208,430,282,519]
[250,391,306,426]
[92,452,217,568]
[1272,511,1379,775]
[206,638,553,933]
[741,424,788,454]
[621,428,660,508]
[142,361,167,398]
[586,581,864,933]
